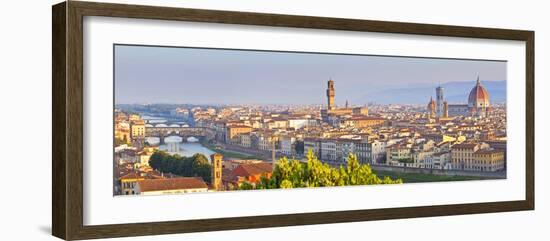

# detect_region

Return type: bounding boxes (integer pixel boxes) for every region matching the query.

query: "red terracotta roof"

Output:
[119,172,142,180]
[468,78,490,106]
[232,163,273,177]
[222,168,238,182]
[137,177,208,192]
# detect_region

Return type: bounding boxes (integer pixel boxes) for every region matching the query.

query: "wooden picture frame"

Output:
[52,1,534,240]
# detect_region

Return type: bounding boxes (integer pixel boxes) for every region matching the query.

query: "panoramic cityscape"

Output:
[113,45,507,196]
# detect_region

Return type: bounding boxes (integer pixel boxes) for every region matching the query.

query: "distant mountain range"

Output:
[358,80,506,104]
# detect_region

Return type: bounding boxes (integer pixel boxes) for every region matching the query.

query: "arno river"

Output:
[158,142,216,159]
[139,114,216,159]
[145,135,216,162]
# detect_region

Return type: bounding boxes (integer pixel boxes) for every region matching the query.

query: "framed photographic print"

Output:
[52,1,534,240]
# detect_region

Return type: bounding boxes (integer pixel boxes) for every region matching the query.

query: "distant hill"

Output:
[358,80,506,104]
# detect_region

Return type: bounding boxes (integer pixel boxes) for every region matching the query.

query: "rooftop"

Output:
[137,177,208,192]
[452,143,479,149]
[232,162,273,177]
[475,149,504,154]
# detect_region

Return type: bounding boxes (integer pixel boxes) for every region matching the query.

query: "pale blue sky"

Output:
[114,45,506,105]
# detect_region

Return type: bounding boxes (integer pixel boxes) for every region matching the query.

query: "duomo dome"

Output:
[468,76,490,108]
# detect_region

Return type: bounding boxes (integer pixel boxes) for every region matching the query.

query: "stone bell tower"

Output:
[210,153,223,191]
[443,101,449,118]
[327,79,335,110]
[436,85,444,117]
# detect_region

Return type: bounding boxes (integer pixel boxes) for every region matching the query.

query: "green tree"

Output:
[148,151,212,183]
[248,149,401,190]
[238,182,254,190]
[280,180,293,189]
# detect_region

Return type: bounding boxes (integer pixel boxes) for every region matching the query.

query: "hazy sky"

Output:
[114,45,506,105]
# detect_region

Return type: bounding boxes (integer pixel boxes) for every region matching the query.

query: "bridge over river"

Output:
[145,127,215,144]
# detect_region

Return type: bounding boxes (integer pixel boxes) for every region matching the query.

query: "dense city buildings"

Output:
[114,77,506,195]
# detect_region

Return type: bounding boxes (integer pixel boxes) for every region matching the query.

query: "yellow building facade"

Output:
[451,143,504,172]
[130,120,146,140]
[226,125,253,143]
[473,149,505,172]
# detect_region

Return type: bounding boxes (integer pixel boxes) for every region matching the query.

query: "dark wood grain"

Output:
[52,1,535,240]
[73,201,530,240]
[525,32,535,209]
[73,1,532,40]
[52,2,67,239]
[66,1,85,240]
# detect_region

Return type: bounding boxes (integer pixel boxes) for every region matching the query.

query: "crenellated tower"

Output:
[327,79,335,110]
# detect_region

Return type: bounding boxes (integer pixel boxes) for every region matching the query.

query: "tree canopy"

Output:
[239,150,402,190]
[149,151,212,183]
